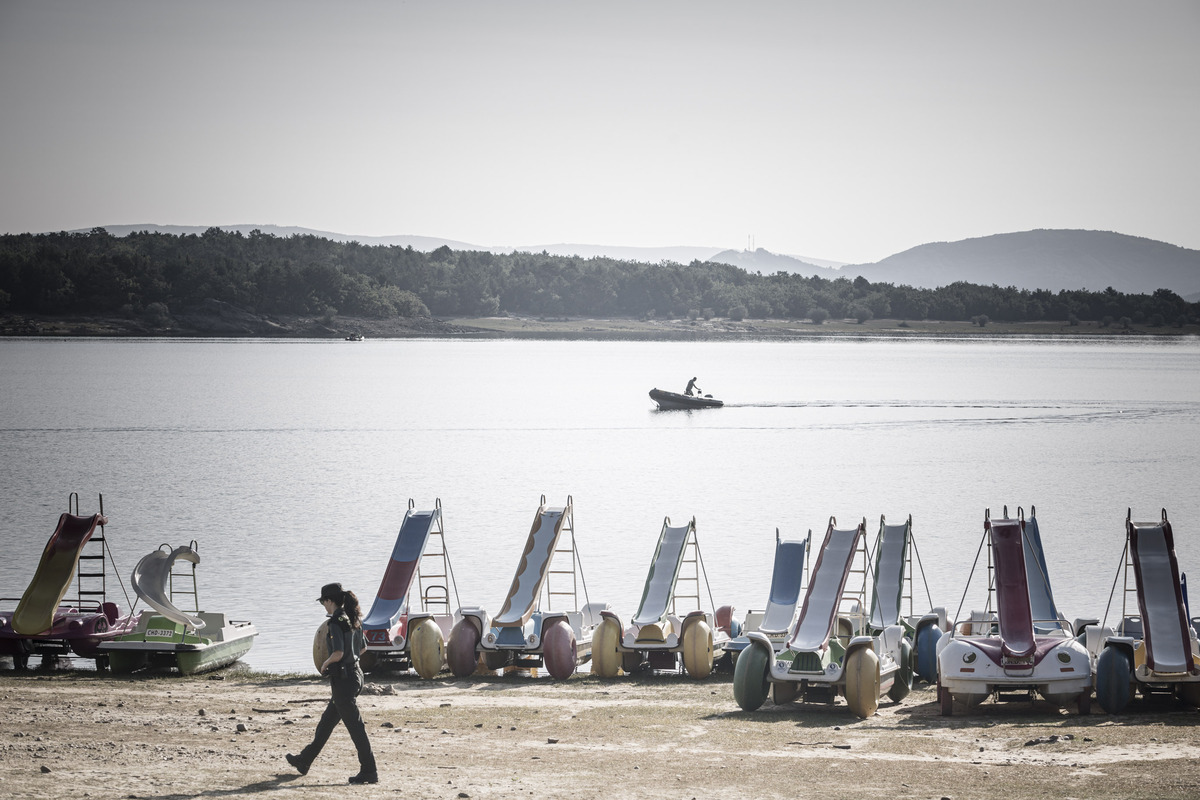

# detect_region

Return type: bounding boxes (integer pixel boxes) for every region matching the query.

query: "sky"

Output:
[1,1,1197,265]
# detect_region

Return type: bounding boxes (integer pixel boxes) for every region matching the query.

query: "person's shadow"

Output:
[135,773,341,798]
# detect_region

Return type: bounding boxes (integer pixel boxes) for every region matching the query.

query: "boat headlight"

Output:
[962,651,977,664]
[1057,651,1071,663]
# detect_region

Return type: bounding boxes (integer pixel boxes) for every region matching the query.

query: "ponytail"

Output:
[342,590,362,629]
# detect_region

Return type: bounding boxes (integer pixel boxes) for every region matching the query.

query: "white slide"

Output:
[632,521,692,626]
[869,519,908,629]
[758,536,808,635]
[130,544,207,632]
[494,505,568,627]
[1131,520,1191,673]
[787,523,862,652]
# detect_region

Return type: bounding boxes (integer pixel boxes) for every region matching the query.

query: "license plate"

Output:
[1002,656,1033,666]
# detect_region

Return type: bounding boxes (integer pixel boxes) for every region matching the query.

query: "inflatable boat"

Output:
[649,388,723,410]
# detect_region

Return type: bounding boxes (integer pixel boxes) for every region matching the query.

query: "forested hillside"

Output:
[1,228,1196,329]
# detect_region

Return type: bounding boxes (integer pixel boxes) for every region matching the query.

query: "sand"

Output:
[2,669,1199,800]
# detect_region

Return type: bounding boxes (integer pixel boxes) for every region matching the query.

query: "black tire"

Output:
[1095,647,1133,714]
[888,638,913,703]
[733,643,771,711]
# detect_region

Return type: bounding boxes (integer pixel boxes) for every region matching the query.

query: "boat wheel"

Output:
[733,643,770,712]
[542,620,578,680]
[446,619,480,678]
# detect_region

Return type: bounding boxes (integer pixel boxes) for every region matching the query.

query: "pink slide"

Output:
[988,516,1035,660]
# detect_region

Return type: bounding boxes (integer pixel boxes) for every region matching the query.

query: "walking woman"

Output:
[286,582,378,784]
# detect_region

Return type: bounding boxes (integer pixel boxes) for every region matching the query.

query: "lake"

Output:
[2,335,1198,673]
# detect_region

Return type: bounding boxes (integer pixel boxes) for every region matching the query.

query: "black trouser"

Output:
[297,663,376,774]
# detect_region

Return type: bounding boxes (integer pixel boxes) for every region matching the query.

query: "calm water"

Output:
[2,336,1199,673]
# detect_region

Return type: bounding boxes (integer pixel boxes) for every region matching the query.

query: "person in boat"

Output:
[287,583,378,785]
[684,377,702,396]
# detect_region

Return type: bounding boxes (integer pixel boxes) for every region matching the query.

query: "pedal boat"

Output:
[0,493,137,670]
[733,516,907,718]
[100,542,257,675]
[447,495,609,680]
[1085,509,1200,713]
[936,507,1091,715]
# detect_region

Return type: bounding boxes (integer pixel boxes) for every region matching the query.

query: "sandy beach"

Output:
[2,669,1198,800]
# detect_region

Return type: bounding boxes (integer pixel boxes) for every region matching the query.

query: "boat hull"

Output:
[649,389,723,410]
[101,612,257,675]
[0,603,138,665]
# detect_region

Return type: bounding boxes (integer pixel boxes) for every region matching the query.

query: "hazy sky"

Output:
[2,1,1196,264]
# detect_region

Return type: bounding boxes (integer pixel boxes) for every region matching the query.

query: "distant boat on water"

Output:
[649,388,723,410]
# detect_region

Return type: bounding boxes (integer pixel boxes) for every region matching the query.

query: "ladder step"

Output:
[77,590,107,596]
[79,554,105,560]
[77,572,106,578]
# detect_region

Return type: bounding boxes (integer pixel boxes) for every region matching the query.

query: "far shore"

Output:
[2,310,1198,340]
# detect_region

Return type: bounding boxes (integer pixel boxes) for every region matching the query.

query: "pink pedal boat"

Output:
[0,494,137,670]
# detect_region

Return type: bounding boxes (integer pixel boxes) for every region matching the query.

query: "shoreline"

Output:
[2,669,1199,799]
[2,311,1197,340]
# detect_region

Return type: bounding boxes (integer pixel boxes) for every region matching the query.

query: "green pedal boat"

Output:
[100,542,257,674]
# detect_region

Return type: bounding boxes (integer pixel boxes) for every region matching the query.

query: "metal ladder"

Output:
[897,517,916,622]
[671,522,703,617]
[169,541,201,615]
[983,507,1003,619]
[415,499,458,614]
[543,496,580,614]
[73,493,107,610]
[1120,515,1139,628]
[839,518,870,637]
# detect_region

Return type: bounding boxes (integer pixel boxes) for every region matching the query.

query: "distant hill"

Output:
[506,242,729,263]
[708,230,1200,297]
[848,229,1200,297]
[707,248,846,277]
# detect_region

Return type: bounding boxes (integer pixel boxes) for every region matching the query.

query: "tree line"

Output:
[1,227,1195,328]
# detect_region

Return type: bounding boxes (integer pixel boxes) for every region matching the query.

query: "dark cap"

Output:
[317,582,344,603]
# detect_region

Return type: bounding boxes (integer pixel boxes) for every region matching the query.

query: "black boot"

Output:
[348,771,378,784]
[285,753,310,775]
